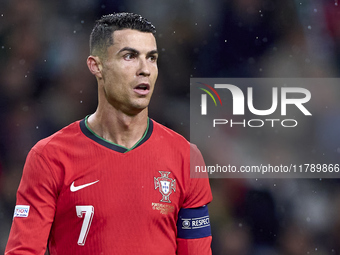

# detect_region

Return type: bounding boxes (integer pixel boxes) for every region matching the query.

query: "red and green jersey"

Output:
[5,118,212,255]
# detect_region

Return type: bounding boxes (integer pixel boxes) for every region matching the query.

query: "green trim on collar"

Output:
[84,115,150,153]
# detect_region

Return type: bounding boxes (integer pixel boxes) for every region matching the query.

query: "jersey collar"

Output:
[79,116,153,153]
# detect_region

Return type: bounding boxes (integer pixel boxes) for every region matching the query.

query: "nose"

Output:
[137,58,151,77]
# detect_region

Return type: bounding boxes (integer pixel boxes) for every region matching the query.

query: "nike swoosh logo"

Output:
[70,180,99,192]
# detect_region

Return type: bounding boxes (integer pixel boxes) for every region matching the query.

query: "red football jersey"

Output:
[5,118,212,255]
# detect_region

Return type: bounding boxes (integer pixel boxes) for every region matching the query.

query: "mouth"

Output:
[133,83,150,95]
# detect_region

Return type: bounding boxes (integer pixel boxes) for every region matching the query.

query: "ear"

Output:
[87,55,103,79]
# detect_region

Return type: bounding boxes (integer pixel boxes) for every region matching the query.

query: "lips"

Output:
[133,83,150,95]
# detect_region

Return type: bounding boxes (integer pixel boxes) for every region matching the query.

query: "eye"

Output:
[148,55,158,62]
[123,53,136,60]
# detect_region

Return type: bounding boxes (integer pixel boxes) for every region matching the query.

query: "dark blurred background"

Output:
[1,0,340,254]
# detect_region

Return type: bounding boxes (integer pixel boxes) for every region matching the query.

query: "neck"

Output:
[87,107,149,149]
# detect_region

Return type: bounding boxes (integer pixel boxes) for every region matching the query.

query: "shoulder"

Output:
[151,119,188,143]
[150,119,202,152]
[32,120,82,154]
[150,119,191,147]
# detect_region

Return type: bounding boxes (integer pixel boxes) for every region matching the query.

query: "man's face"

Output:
[100,29,158,115]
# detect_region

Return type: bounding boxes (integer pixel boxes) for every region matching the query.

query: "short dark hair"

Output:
[90,12,156,57]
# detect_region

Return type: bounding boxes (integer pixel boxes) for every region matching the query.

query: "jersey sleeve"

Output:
[176,144,213,255]
[5,147,59,255]
[177,237,212,255]
[182,143,212,208]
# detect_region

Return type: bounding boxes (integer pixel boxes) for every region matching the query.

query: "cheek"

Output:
[151,65,158,79]
[104,66,128,85]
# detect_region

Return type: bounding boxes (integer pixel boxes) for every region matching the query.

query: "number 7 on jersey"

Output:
[76,205,94,245]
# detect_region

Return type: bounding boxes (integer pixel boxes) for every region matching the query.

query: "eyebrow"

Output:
[118,47,158,56]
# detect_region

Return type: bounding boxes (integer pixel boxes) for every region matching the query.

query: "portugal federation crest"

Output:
[154,171,176,203]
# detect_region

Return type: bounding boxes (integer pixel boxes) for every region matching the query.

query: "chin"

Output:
[127,104,149,116]
[134,98,151,109]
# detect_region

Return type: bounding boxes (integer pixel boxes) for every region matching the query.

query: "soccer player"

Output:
[5,13,212,255]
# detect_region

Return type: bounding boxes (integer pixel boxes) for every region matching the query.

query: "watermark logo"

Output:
[196,82,312,128]
[190,78,339,179]
[197,82,222,115]
[200,84,311,116]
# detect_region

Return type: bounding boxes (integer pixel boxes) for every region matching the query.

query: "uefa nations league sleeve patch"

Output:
[177,205,211,239]
[13,205,30,218]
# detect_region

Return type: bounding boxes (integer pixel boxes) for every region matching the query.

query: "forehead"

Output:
[111,29,157,52]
